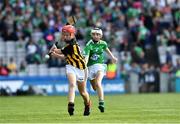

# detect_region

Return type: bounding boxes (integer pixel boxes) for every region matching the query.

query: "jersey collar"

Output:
[91,39,101,44]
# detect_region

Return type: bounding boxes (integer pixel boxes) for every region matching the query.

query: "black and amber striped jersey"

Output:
[61,40,86,70]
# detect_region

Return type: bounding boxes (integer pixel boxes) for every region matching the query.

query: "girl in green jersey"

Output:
[84,28,118,112]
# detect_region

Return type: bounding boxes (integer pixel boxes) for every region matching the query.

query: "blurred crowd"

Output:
[0,0,180,89]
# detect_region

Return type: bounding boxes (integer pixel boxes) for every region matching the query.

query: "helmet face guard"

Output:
[91,28,103,36]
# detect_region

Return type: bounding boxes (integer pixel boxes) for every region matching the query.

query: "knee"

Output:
[69,83,76,89]
[96,82,102,88]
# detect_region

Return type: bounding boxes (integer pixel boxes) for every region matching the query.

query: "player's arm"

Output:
[50,48,66,59]
[47,44,57,56]
[52,48,62,54]
[105,48,118,63]
[51,51,65,59]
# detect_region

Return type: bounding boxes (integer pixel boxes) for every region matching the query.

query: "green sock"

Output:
[99,100,104,107]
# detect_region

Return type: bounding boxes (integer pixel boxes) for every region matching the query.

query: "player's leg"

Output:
[77,68,91,116]
[95,71,105,112]
[77,81,91,116]
[67,73,76,116]
[90,79,96,91]
[88,66,97,91]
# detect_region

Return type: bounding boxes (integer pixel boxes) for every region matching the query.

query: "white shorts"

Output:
[88,63,107,80]
[66,64,87,82]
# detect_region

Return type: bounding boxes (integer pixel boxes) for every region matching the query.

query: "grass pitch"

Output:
[0,93,180,123]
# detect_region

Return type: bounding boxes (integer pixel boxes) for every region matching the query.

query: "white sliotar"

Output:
[45,54,50,59]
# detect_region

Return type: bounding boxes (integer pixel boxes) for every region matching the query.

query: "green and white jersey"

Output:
[83,40,108,66]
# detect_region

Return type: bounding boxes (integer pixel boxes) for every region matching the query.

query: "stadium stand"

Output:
[0,0,180,93]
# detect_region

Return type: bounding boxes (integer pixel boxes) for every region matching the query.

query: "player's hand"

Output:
[51,51,60,58]
[112,57,118,63]
[50,51,56,57]
[53,48,61,54]
[49,44,57,53]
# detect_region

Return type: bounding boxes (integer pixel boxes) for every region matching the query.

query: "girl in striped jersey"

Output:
[50,25,91,116]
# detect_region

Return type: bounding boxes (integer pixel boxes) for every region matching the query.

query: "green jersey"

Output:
[83,40,108,66]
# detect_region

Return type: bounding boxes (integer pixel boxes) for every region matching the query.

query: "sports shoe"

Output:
[68,102,74,116]
[83,100,91,116]
[98,101,104,113]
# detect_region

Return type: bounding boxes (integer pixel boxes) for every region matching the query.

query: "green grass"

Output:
[0,93,180,123]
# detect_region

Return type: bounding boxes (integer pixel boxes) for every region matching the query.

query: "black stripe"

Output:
[71,46,82,69]
[70,54,80,69]
[74,54,86,69]
[66,58,73,65]
[75,45,84,59]
[74,45,86,69]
